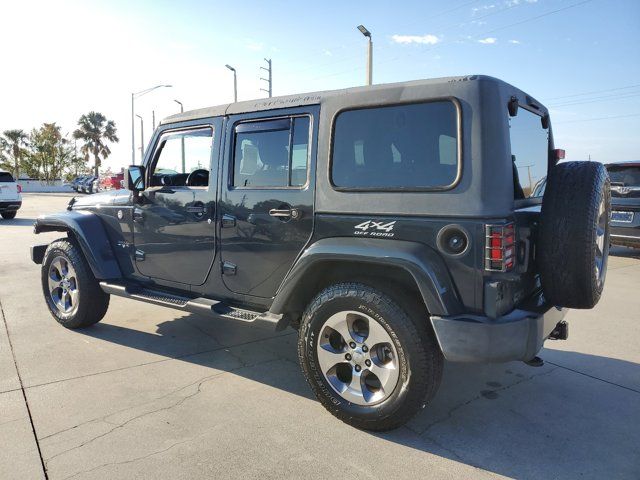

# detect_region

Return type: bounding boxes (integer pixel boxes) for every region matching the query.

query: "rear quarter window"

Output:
[331,101,459,190]
[0,172,15,182]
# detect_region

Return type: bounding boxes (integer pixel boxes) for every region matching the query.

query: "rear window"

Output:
[331,101,459,190]
[0,172,15,182]
[606,165,640,186]
[509,108,549,199]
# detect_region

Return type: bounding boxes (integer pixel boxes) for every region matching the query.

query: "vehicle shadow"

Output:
[78,312,640,479]
[0,217,36,226]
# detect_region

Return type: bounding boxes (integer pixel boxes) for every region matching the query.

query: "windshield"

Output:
[509,108,549,200]
[606,165,640,186]
[0,172,15,182]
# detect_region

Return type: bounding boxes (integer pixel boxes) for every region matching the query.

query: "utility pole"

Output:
[152,110,156,130]
[131,84,172,165]
[136,114,145,162]
[260,58,272,98]
[174,100,186,173]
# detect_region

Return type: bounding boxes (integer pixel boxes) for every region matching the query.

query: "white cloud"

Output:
[391,34,441,45]
[322,49,333,56]
[245,40,264,52]
[473,4,496,13]
[508,39,521,44]
[478,37,497,44]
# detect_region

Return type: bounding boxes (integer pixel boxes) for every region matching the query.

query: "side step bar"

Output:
[99,281,281,327]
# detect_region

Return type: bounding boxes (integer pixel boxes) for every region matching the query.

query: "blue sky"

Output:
[1,0,638,169]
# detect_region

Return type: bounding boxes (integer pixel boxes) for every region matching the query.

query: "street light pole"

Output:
[136,114,144,162]
[174,99,186,173]
[225,65,237,102]
[131,84,172,165]
[357,25,373,86]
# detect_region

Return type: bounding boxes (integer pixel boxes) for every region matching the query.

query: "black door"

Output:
[219,107,318,298]
[133,121,221,286]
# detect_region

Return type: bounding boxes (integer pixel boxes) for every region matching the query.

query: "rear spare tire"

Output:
[539,161,610,308]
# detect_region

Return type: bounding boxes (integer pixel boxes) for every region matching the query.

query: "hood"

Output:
[71,189,129,209]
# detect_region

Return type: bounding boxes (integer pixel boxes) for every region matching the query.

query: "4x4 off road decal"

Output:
[353,220,396,238]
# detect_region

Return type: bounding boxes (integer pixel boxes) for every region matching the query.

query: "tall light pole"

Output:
[225,64,237,102]
[357,25,373,86]
[174,99,186,173]
[131,84,171,164]
[136,114,145,162]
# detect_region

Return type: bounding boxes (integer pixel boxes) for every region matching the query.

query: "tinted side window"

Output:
[331,101,459,189]
[233,116,310,188]
[151,128,213,187]
[0,172,15,182]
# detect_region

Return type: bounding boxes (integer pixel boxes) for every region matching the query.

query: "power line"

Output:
[554,113,640,124]
[550,92,640,108]
[296,0,531,81]
[544,83,640,101]
[304,0,595,83]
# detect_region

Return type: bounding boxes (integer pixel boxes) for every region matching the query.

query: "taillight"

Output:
[16,184,22,193]
[485,223,515,272]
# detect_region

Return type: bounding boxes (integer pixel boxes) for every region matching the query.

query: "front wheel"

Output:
[1,211,17,219]
[41,238,110,329]
[298,283,443,431]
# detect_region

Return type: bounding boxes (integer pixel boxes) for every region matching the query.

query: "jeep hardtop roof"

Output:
[161,75,546,125]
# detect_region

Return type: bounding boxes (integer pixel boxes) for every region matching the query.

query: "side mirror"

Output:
[124,165,145,192]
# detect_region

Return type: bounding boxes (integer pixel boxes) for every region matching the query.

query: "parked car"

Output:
[606,161,640,249]
[78,176,96,194]
[0,170,22,219]
[69,176,82,191]
[31,75,610,430]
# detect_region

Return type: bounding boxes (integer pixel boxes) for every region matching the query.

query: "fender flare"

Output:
[270,237,462,318]
[34,210,122,279]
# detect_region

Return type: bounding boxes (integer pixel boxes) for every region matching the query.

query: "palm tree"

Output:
[73,112,119,177]
[0,129,29,178]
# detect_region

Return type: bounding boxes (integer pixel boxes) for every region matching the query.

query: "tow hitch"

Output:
[548,320,569,340]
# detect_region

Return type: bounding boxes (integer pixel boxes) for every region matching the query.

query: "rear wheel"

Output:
[41,238,110,328]
[1,211,17,219]
[298,283,443,431]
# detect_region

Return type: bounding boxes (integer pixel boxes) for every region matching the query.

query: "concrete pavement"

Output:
[1,193,639,479]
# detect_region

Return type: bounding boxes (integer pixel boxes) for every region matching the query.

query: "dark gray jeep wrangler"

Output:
[32,75,610,430]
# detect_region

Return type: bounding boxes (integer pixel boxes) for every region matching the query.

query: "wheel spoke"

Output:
[323,312,356,345]
[68,287,78,307]
[368,362,400,394]
[316,346,346,374]
[365,318,392,349]
[48,272,61,293]
[344,370,364,400]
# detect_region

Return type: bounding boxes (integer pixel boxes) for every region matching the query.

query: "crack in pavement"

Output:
[61,432,210,480]
[0,299,49,479]
[546,360,640,394]
[43,356,290,463]
[25,331,296,392]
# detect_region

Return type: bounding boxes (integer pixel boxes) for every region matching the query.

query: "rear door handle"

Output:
[269,208,292,218]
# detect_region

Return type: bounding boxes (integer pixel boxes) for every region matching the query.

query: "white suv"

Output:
[0,170,22,219]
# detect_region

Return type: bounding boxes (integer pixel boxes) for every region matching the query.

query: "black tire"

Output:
[41,237,110,328]
[539,161,611,308]
[298,283,443,431]
[1,211,17,219]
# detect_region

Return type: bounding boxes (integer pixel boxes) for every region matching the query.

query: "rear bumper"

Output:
[0,200,22,212]
[430,305,566,363]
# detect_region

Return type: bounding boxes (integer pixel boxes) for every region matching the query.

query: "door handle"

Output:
[269,207,301,219]
[133,209,144,222]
